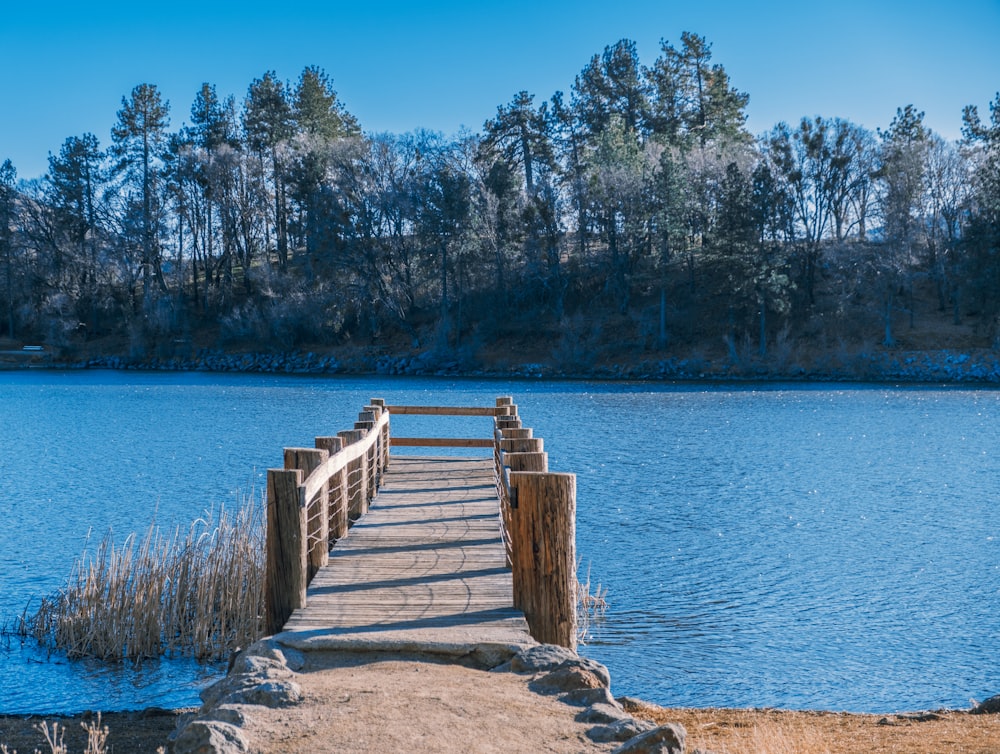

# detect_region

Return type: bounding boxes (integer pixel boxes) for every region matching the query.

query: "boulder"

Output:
[530,665,606,695]
[576,703,634,725]
[172,720,250,754]
[561,686,618,708]
[612,723,687,754]
[509,644,579,673]
[587,717,658,743]
[973,694,1000,714]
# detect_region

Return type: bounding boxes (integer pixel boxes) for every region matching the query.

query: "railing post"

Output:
[356,410,377,502]
[509,471,577,650]
[371,398,390,470]
[502,427,533,440]
[265,467,307,635]
[284,446,330,582]
[315,436,347,542]
[338,428,368,520]
[501,437,543,454]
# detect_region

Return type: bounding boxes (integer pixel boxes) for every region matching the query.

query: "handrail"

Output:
[301,410,389,503]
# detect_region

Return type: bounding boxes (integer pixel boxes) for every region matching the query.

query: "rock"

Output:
[199,658,302,710]
[561,686,618,708]
[200,705,247,727]
[530,666,605,695]
[611,723,687,754]
[972,694,1000,714]
[587,717,658,743]
[576,703,634,725]
[172,720,250,754]
[509,644,579,673]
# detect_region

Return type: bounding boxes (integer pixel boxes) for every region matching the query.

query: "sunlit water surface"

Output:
[0,372,997,713]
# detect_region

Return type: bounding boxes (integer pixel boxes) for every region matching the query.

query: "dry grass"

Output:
[18,492,265,663]
[625,703,1000,754]
[575,561,608,645]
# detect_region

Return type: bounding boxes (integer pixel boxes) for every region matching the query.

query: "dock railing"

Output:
[264,396,577,649]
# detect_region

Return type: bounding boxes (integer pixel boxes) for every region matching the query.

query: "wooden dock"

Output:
[275,455,534,659]
[265,399,578,660]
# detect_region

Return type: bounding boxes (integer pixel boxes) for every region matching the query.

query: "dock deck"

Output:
[275,456,534,659]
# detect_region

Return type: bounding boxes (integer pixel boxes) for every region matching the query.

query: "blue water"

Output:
[0,372,997,713]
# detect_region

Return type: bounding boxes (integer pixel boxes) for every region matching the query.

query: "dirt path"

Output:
[235,653,614,753]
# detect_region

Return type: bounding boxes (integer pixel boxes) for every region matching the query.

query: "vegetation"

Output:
[17,498,264,663]
[0,36,998,374]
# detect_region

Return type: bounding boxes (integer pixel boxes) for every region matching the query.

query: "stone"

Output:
[611,723,687,754]
[972,694,1000,714]
[561,686,618,708]
[172,720,250,754]
[509,644,579,673]
[576,703,633,725]
[530,666,605,695]
[587,717,658,743]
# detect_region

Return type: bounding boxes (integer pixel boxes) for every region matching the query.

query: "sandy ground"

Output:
[2,659,999,753]
[234,653,614,753]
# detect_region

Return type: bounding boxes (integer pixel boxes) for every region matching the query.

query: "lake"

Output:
[0,371,997,714]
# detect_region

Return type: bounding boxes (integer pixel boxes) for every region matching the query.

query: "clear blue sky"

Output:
[2,0,998,179]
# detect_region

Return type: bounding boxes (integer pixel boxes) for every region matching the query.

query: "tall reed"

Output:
[19,490,265,663]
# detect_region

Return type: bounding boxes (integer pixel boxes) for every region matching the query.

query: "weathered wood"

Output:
[509,471,577,650]
[390,437,495,448]
[372,398,391,470]
[265,467,307,635]
[281,456,532,648]
[385,405,500,416]
[497,416,522,430]
[315,436,347,542]
[338,429,368,519]
[501,427,533,439]
[500,437,543,453]
[503,451,548,472]
[284,447,330,581]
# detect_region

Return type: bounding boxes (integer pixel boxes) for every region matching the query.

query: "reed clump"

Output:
[18,494,264,663]
[575,560,608,644]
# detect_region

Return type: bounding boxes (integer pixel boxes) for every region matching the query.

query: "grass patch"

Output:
[16,491,264,663]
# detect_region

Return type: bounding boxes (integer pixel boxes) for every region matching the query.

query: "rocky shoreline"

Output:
[9,345,1000,384]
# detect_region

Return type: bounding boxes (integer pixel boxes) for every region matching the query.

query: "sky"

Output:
[2,0,998,180]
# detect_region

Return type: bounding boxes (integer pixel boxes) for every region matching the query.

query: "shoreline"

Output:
[3,344,1000,385]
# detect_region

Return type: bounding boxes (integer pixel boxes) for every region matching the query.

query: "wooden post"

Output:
[356,411,377,502]
[500,437,543,454]
[265,467,306,635]
[372,398,390,470]
[496,397,516,416]
[503,451,548,472]
[509,471,577,650]
[364,405,384,484]
[338,429,367,519]
[502,427,533,439]
[497,415,522,430]
[284,447,330,581]
[316,436,347,542]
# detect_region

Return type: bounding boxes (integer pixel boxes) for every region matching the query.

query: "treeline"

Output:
[1,35,998,369]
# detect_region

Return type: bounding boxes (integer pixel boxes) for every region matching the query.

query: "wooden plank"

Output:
[280,456,531,647]
[385,405,500,416]
[390,437,495,448]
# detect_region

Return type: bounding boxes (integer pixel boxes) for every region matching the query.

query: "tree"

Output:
[646,32,750,148]
[47,134,106,331]
[289,66,361,257]
[875,105,929,345]
[244,72,294,268]
[572,39,648,137]
[483,90,554,195]
[111,83,170,309]
[0,159,16,338]
[961,93,1000,341]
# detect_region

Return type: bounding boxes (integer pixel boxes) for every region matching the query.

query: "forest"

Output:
[1,34,999,377]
